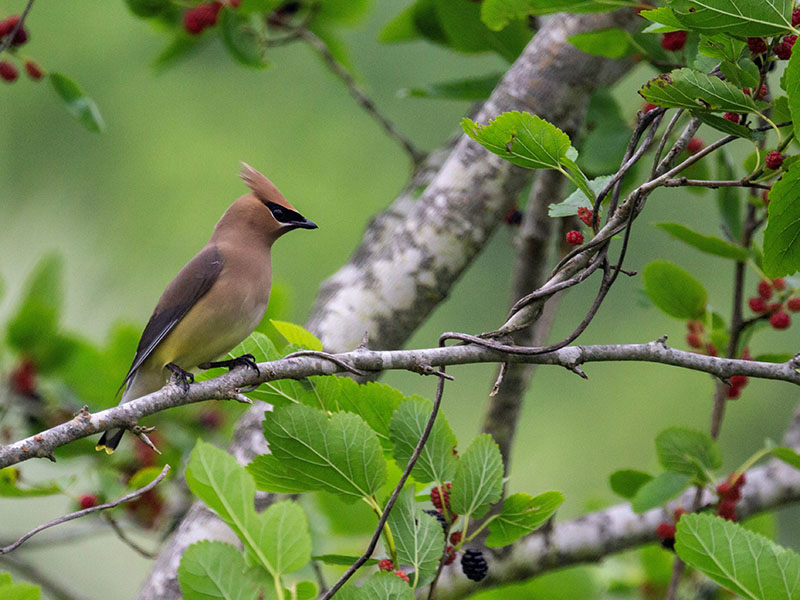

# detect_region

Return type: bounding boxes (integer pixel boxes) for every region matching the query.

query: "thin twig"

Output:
[663,178,772,190]
[0,465,170,555]
[103,513,159,559]
[321,357,449,599]
[297,28,425,166]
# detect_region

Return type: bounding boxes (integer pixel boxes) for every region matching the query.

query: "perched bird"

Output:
[96,164,317,453]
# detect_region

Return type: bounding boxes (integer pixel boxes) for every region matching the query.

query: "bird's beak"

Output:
[291,217,318,230]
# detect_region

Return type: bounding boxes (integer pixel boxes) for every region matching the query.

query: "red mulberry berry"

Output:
[686,137,704,154]
[770,311,791,329]
[717,499,738,521]
[705,343,718,357]
[787,298,800,312]
[461,549,488,582]
[79,494,99,509]
[729,375,748,388]
[748,294,767,310]
[394,570,410,583]
[758,280,773,300]
[775,39,794,60]
[0,61,18,83]
[661,31,687,51]
[794,7,800,26]
[577,206,594,227]
[10,359,36,396]
[723,113,740,123]
[746,37,767,54]
[24,60,43,81]
[378,559,394,572]
[773,278,787,291]
[449,531,462,545]
[1,15,28,46]
[642,102,658,113]
[686,332,702,349]
[444,546,457,565]
[431,483,451,513]
[687,320,704,333]
[566,230,584,246]
[766,151,784,170]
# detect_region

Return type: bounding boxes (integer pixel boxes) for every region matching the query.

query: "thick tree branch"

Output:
[4,340,800,470]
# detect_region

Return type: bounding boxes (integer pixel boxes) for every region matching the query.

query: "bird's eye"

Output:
[272,208,284,218]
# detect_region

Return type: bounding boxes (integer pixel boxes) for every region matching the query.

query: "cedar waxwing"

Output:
[96,164,317,453]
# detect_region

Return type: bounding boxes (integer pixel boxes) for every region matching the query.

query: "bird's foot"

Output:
[199,353,259,375]
[166,362,194,394]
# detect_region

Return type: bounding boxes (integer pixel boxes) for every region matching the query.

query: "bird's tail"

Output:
[96,428,125,454]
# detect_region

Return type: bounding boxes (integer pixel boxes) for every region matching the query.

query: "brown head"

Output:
[212,163,317,244]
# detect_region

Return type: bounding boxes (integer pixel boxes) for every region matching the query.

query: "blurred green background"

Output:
[1,1,800,598]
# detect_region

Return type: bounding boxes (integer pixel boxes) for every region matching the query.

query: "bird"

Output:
[96,163,317,453]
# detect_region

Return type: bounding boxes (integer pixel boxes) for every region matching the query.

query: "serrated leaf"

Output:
[671,0,794,37]
[389,397,458,483]
[247,454,312,494]
[656,427,721,480]
[262,404,386,501]
[639,68,767,113]
[784,48,800,150]
[568,28,633,59]
[609,469,653,499]
[697,35,745,62]
[185,441,311,576]
[178,541,260,600]
[640,7,685,29]
[631,471,691,513]
[386,487,444,585]
[400,72,503,100]
[695,112,762,139]
[270,320,323,351]
[49,73,104,133]
[763,163,800,278]
[655,223,747,260]
[218,8,268,68]
[642,260,707,319]
[462,111,572,170]
[451,434,504,520]
[486,491,564,547]
[676,513,800,599]
[339,572,415,600]
[336,379,404,452]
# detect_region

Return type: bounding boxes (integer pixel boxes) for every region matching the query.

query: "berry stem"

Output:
[366,496,399,567]
[462,515,497,545]
[734,447,770,480]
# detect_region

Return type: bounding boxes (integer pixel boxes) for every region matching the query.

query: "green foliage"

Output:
[0,467,61,497]
[548,177,608,217]
[451,434,504,520]
[655,426,721,481]
[389,397,458,484]
[260,404,387,501]
[0,573,40,600]
[485,491,564,547]
[179,541,260,600]
[716,150,742,241]
[338,572,415,600]
[642,260,707,320]
[270,319,323,351]
[568,28,634,59]
[609,469,653,499]
[385,487,444,586]
[655,223,748,261]
[639,68,768,114]
[48,73,104,133]
[763,163,800,277]
[670,0,795,37]
[218,8,269,68]
[630,471,691,513]
[676,513,800,599]
[400,73,503,101]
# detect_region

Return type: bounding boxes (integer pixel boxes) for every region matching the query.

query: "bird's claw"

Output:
[199,353,260,375]
[166,362,194,394]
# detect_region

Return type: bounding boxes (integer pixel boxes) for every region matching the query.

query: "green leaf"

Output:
[719,57,760,89]
[676,513,800,599]
[178,541,260,600]
[378,3,424,43]
[450,434,504,520]
[218,8,268,68]
[339,572,415,600]
[631,471,691,513]
[655,426,721,480]
[389,397,458,484]
[262,404,387,501]
[124,0,171,17]
[128,466,165,490]
[462,111,572,171]
[697,35,745,62]
[400,72,503,101]
[568,28,633,59]
[185,441,311,576]
[640,7,684,31]
[655,223,748,260]
[288,581,317,600]
[315,0,370,25]
[609,469,653,499]
[485,491,564,547]
[0,468,61,497]
[671,0,795,37]
[716,150,742,241]
[784,49,800,152]
[49,73,104,133]
[642,260,707,320]
[248,454,317,494]
[638,68,768,113]
[578,89,631,175]
[763,163,800,277]
[336,379,405,452]
[152,35,206,73]
[312,554,379,567]
[482,0,636,23]
[769,447,800,470]
[270,320,323,351]
[548,177,610,217]
[386,487,444,585]
[0,573,40,600]
[695,112,762,140]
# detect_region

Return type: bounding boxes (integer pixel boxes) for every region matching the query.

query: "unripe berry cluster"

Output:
[660,31,687,52]
[684,320,718,357]
[747,33,797,60]
[184,2,224,35]
[655,507,686,551]
[716,473,745,522]
[748,278,799,331]
[0,14,43,84]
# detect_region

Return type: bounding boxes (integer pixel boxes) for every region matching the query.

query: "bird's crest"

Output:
[239,162,298,211]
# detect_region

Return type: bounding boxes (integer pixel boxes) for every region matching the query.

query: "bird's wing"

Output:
[118,245,224,395]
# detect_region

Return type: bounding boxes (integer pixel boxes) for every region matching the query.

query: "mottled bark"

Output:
[137,10,640,598]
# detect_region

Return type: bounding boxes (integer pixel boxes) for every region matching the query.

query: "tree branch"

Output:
[4,340,800,470]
